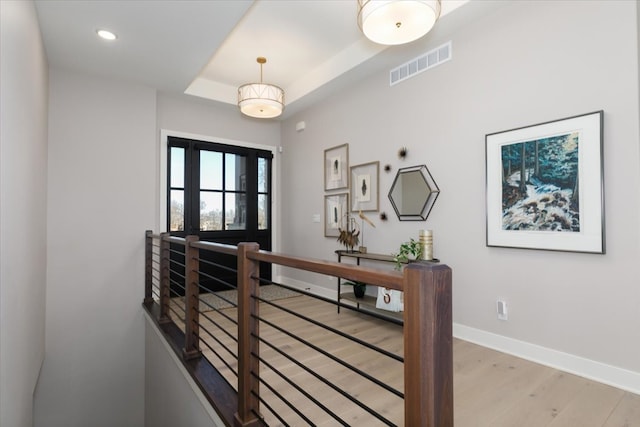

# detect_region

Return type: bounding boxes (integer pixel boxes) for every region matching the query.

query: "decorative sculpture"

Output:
[337,216,359,252]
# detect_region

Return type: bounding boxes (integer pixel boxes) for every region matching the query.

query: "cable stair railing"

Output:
[143,230,453,427]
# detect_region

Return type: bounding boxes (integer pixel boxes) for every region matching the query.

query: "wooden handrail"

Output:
[166,235,187,245]
[249,250,404,291]
[191,240,239,257]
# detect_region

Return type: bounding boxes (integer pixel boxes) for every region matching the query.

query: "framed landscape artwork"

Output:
[324,143,349,191]
[324,193,348,237]
[350,161,379,212]
[486,111,604,253]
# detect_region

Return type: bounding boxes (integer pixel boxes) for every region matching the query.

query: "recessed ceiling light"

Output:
[96,29,117,41]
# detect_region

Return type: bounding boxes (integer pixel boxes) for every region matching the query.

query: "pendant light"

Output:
[357,0,441,45]
[237,57,285,119]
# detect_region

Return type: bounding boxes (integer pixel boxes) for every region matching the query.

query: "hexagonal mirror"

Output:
[388,165,440,221]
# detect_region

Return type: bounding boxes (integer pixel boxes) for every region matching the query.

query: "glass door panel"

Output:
[200,151,222,190]
[258,194,268,230]
[257,157,270,230]
[225,153,245,191]
[200,191,223,231]
[225,193,246,230]
[169,147,185,232]
[170,190,185,232]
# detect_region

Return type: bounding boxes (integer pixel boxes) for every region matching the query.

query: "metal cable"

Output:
[167,304,185,321]
[199,302,238,328]
[169,277,186,292]
[256,276,403,326]
[252,348,349,426]
[257,297,403,363]
[198,319,238,358]
[195,271,236,292]
[197,335,238,379]
[169,268,186,280]
[249,370,314,427]
[197,257,238,274]
[255,311,403,399]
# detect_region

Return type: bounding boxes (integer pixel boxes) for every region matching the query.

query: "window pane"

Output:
[170,147,184,188]
[200,192,223,231]
[258,157,268,193]
[225,193,246,230]
[258,194,268,230]
[200,151,223,190]
[170,190,184,231]
[225,154,246,191]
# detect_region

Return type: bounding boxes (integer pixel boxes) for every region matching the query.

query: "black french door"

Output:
[167,136,272,293]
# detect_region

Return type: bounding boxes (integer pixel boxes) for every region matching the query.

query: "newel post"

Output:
[183,235,202,360]
[144,230,154,305]
[403,262,453,427]
[159,232,171,324]
[234,242,261,427]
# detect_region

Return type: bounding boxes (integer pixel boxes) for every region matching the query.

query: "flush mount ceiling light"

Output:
[96,29,117,41]
[238,57,285,119]
[357,0,441,45]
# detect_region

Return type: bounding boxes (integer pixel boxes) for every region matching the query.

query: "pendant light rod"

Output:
[257,56,266,82]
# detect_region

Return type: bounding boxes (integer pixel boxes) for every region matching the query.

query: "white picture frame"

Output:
[486,111,604,253]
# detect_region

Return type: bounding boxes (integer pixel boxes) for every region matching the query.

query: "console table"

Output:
[335,249,439,320]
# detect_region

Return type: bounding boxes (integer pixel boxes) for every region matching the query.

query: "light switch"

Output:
[497,299,508,321]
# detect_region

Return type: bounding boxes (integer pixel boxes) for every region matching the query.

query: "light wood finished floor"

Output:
[173,294,640,426]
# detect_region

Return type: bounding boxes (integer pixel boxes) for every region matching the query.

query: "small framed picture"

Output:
[324,143,349,191]
[350,161,379,212]
[324,192,349,237]
[486,111,604,253]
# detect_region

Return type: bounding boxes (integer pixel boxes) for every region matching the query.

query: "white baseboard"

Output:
[274,275,337,301]
[454,323,640,395]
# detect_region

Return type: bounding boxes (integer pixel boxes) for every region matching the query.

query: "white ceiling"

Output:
[34,0,471,119]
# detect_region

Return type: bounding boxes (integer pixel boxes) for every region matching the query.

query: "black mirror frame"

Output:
[388,164,440,221]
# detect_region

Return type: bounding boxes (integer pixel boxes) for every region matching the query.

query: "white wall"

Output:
[28,77,280,427]
[0,1,49,426]
[156,92,281,149]
[280,0,640,391]
[33,69,156,426]
[145,316,224,427]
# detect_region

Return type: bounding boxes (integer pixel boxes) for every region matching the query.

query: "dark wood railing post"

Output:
[159,232,172,324]
[144,230,154,305]
[183,235,202,360]
[403,262,453,427]
[234,242,261,427]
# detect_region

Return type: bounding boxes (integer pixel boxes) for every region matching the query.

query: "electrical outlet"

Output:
[497,299,508,321]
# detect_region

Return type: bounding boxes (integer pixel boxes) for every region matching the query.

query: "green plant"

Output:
[392,238,423,270]
[342,280,366,298]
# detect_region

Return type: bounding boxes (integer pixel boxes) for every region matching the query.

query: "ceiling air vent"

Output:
[390,41,452,86]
